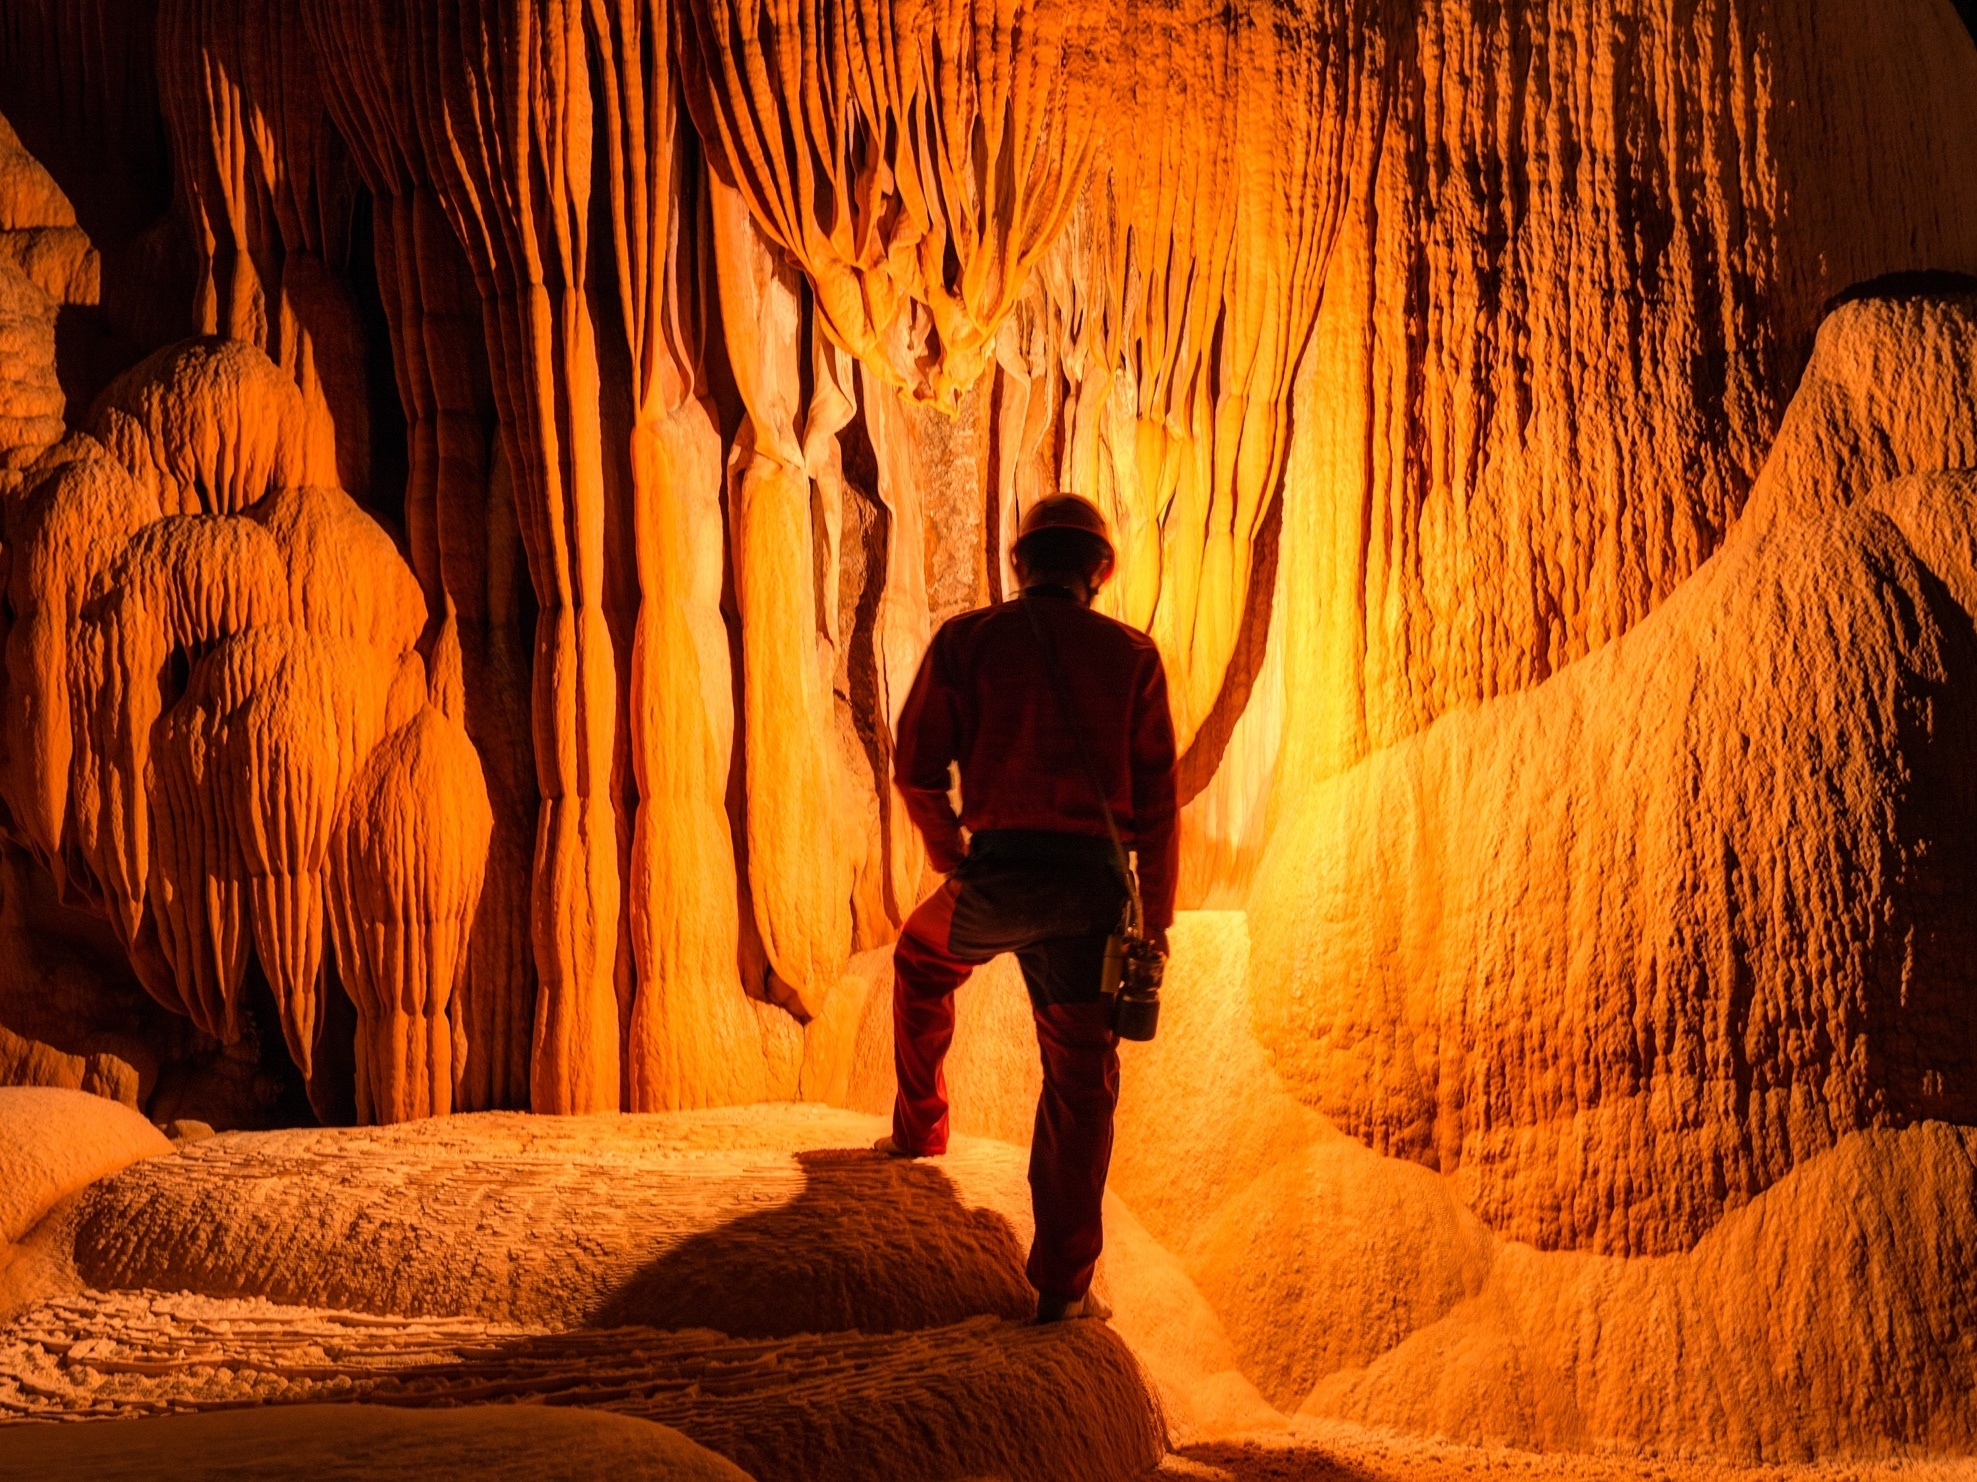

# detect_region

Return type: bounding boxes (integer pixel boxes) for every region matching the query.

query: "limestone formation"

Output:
[1250,293,1977,1257]
[856,914,1977,1463]
[0,0,1976,1473]
[326,702,493,1123]
[89,339,319,514]
[26,1106,1172,1482]
[0,330,484,1121]
[8,0,1967,1123]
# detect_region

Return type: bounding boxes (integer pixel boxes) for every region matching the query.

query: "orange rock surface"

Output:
[0,1406,756,1482]
[0,0,1975,1473]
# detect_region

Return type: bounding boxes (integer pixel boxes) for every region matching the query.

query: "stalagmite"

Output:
[72,512,291,958]
[1,453,161,885]
[88,338,317,515]
[149,642,257,1044]
[326,703,493,1123]
[251,483,426,658]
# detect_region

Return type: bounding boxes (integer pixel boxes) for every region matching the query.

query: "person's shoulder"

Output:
[934,603,1006,645]
[1072,603,1163,658]
[922,602,1009,668]
[945,600,1008,628]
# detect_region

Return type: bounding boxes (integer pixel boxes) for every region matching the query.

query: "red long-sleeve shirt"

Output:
[892,589,1180,931]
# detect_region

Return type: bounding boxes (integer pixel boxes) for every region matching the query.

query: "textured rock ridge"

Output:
[864,914,1977,1462]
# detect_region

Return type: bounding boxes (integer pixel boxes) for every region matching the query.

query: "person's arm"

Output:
[1130,645,1180,939]
[892,627,968,873]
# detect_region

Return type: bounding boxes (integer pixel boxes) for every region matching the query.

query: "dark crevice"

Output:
[347,191,410,530]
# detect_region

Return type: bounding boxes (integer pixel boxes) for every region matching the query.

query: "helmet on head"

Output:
[1013,494,1115,579]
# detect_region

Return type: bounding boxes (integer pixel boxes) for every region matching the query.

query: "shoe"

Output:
[872,1135,923,1159]
[1035,1290,1113,1323]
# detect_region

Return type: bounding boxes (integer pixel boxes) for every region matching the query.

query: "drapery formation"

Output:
[156,0,366,499]
[0,343,489,1123]
[591,0,801,1107]
[1274,0,1977,789]
[675,0,1113,408]
[4,0,1976,1130]
[305,0,537,1114]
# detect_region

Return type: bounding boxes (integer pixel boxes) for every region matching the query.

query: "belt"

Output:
[965,829,1121,864]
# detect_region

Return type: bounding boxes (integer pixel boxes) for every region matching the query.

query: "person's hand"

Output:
[1149,927,1170,958]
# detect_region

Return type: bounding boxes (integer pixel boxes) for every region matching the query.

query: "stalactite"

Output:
[396,0,622,1113]
[1273,0,1977,786]
[7,0,1977,1156]
[666,0,1371,911]
[587,0,782,1109]
[676,0,1115,408]
[1023,0,1370,760]
[710,177,852,1019]
[855,371,936,926]
[304,0,539,1112]
[154,0,366,495]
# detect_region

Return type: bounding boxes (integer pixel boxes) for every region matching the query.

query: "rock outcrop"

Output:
[0,1406,758,1482]
[1251,292,1977,1257]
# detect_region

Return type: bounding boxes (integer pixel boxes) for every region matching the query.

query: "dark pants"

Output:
[890,831,1128,1303]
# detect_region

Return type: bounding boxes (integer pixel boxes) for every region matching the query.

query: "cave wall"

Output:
[0,0,1970,1220]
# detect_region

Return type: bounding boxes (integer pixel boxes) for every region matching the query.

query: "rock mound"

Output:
[1308,1123,1977,1460]
[0,1087,167,1244]
[0,1402,753,1481]
[879,911,1977,1460]
[9,1105,1179,1482]
[72,1107,1042,1332]
[1251,295,1977,1258]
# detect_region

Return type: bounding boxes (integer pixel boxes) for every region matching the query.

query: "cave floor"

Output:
[2,1105,1969,1481]
[1158,1432,1976,1481]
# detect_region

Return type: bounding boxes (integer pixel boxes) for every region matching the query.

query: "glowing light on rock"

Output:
[0,0,1976,1466]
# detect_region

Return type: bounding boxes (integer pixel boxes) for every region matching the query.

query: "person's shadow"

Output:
[434,1146,1166,1482]
[591,1147,1038,1335]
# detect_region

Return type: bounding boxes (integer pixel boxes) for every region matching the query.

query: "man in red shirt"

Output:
[879,494,1179,1323]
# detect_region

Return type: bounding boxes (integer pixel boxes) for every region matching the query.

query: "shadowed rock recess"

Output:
[0,1,1976,1477]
